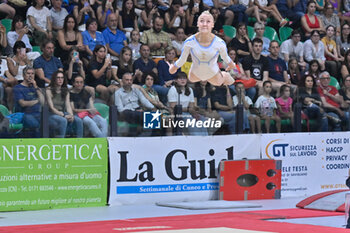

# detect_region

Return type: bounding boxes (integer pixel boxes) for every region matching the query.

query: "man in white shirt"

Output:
[114,73,155,124]
[50,0,68,32]
[279,29,307,69]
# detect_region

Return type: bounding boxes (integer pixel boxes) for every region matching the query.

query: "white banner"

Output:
[108,135,260,205]
[261,132,350,197]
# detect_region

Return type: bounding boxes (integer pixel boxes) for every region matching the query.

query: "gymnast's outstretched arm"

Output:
[169,42,190,74]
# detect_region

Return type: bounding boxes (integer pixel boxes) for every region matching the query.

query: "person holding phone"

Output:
[74,0,96,29]
[7,41,29,82]
[140,0,159,31]
[97,0,119,30]
[164,0,186,37]
[169,11,235,86]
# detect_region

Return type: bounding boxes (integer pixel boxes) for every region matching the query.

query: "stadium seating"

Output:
[223,25,236,39]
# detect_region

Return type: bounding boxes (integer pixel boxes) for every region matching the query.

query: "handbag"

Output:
[6,112,24,124]
[77,111,101,119]
[235,78,257,89]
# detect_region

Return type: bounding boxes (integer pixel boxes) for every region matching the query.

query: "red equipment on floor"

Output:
[219,159,282,200]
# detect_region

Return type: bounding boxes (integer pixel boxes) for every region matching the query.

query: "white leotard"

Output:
[174,35,232,81]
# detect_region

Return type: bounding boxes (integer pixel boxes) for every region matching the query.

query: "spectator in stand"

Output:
[70,75,108,137]
[212,85,237,134]
[209,7,225,39]
[232,82,252,133]
[228,22,252,61]
[87,45,113,102]
[73,0,96,30]
[254,0,288,27]
[113,46,134,81]
[13,67,45,138]
[336,23,350,59]
[321,25,342,80]
[164,0,186,38]
[303,30,326,71]
[318,71,347,131]
[82,18,106,59]
[33,40,64,87]
[287,58,302,86]
[64,48,86,86]
[235,82,261,134]
[140,15,173,57]
[224,47,256,100]
[252,22,270,57]
[158,47,178,88]
[102,13,127,58]
[267,40,290,96]
[193,81,223,135]
[298,74,328,131]
[118,0,139,39]
[0,22,6,53]
[140,71,169,111]
[133,44,158,84]
[301,0,325,38]
[275,84,294,127]
[51,0,69,32]
[341,50,350,81]
[168,72,208,136]
[319,2,340,36]
[115,72,154,125]
[171,27,185,57]
[156,47,178,103]
[97,0,119,30]
[46,71,83,138]
[27,0,53,45]
[56,15,86,65]
[273,0,305,28]
[6,41,32,111]
[0,51,14,110]
[339,74,350,131]
[0,1,15,19]
[279,29,307,71]
[185,0,205,34]
[140,0,159,31]
[235,0,266,24]
[7,15,40,61]
[338,0,350,25]
[305,59,322,85]
[242,38,269,98]
[254,80,281,133]
[128,29,141,61]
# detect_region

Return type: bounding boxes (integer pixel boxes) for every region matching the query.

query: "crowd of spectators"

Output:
[0,0,350,137]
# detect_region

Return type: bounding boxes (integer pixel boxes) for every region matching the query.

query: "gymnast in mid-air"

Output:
[169,11,235,86]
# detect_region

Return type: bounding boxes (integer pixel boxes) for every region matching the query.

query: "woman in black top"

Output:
[298,75,328,131]
[87,45,113,102]
[227,22,252,61]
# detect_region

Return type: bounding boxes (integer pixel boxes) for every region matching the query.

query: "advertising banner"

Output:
[261,132,350,197]
[0,138,108,211]
[108,135,260,205]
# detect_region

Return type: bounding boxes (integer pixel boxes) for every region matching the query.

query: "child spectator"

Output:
[305,59,322,85]
[119,0,139,39]
[172,27,185,57]
[128,29,141,61]
[254,80,281,133]
[287,58,302,86]
[275,84,294,127]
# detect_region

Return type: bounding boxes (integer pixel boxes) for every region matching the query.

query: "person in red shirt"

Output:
[317,71,347,131]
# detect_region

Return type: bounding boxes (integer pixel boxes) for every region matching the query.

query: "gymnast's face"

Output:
[197,14,214,33]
